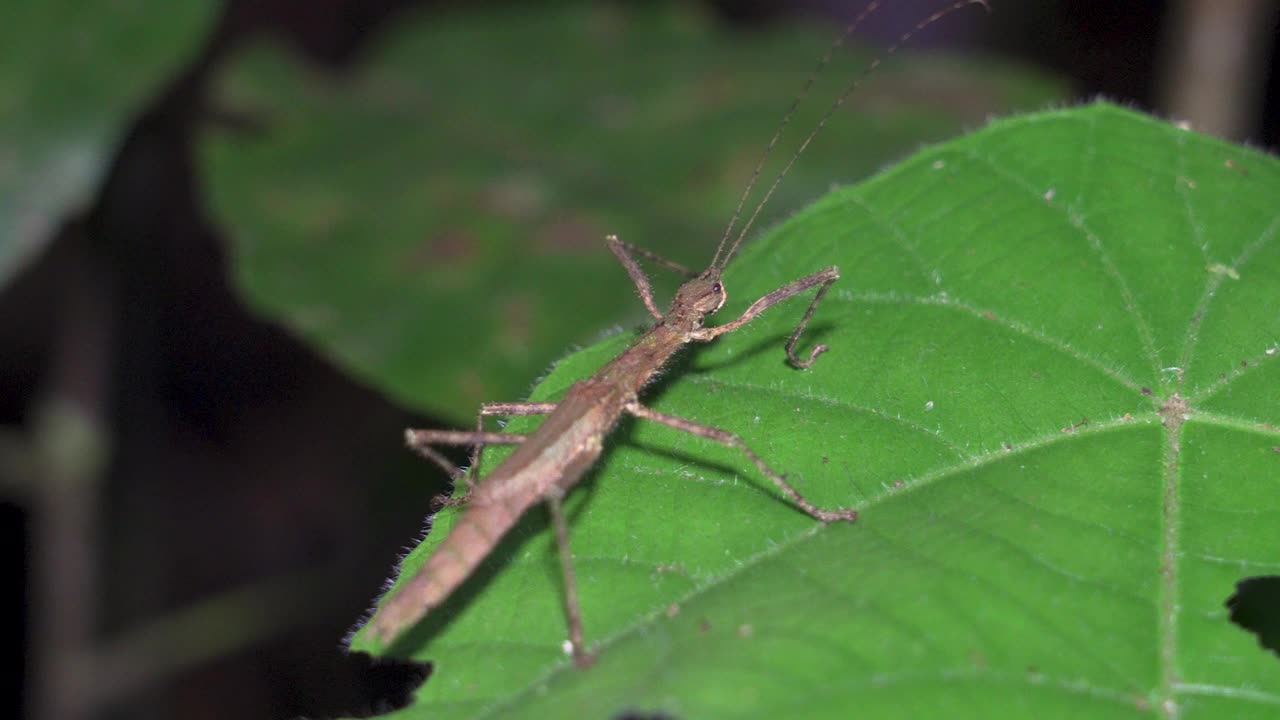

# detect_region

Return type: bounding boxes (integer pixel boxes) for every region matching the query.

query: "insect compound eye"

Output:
[712,282,722,293]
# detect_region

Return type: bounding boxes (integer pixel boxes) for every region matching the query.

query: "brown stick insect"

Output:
[366,0,989,667]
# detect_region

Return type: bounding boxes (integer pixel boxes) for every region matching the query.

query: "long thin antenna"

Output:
[710,1,886,270]
[714,0,992,271]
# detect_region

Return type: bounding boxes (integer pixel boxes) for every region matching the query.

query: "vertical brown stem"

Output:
[29,233,115,720]
[1158,0,1280,140]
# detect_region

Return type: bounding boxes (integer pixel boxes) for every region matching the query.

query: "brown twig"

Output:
[1157,0,1280,140]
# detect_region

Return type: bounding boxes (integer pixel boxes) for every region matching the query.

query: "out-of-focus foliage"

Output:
[0,2,216,284]
[203,2,1063,421]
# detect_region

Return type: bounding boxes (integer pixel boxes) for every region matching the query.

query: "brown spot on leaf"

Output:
[590,93,635,130]
[497,293,536,353]
[713,146,767,198]
[480,173,548,221]
[407,228,478,269]
[458,369,487,408]
[535,214,606,254]
[1060,417,1090,434]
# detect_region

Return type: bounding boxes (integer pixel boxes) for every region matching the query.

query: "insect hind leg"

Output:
[547,489,593,668]
[405,401,557,505]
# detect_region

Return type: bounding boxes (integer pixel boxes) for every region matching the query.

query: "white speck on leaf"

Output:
[1207,263,1240,280]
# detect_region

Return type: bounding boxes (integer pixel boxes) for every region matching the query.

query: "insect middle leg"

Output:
[626,401,857,523]
[405,401,557,503]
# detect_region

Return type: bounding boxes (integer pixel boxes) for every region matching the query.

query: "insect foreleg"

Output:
[606,234,698,278]
[692,266,839,368]
[606,235,665,321]
[625,401,857,523]
[606,235,702,321]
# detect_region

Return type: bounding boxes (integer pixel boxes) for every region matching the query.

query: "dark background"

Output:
[5,1,1278,718]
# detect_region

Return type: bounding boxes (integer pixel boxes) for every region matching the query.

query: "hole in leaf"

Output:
[302,652,430,719]
[1225,576,1280,659]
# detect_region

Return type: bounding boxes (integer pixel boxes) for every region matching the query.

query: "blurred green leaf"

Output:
[353,103,1280,718]
[202,2,1062,422]
[0,1,216,284]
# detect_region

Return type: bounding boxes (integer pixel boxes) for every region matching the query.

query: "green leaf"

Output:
[201,2,1062,422]
[0,1,217,285]
[351,103,1280,718]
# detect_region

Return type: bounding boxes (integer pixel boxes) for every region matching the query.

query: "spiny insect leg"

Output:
[547,490,593,668]
[626,402,858,523]
[405,401,555,504]
[692,266,840,368]
[606,234,699,321]
[468,402,558,496]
